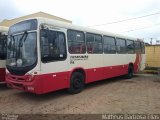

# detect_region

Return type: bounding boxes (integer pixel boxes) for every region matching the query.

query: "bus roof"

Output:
[11,17,143,41]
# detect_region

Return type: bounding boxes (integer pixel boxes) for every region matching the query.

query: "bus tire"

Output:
[68,72,84,94]
[126,65,133,79]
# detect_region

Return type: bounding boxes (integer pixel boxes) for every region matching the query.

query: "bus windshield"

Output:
[9,19,37,35]
[7,32,37,68]
[6,19,38,75]
[0,34,7,60]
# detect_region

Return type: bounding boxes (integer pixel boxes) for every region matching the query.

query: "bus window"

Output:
[103,36,116,54]
[126,40,135,54]
[67,30,86,54]
[0,34,7,60]
[140,42,145,54]
[40,29,67,62]
[86,33,103,54]
[116,38,126,54]
[134,41,141,54]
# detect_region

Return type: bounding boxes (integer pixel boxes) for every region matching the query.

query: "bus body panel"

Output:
[6,53,143,94]
[6,60,143,94]
[6,60,139,94]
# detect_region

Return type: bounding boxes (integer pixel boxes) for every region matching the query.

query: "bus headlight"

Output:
[26,71,38,82]
[26,74,35,82]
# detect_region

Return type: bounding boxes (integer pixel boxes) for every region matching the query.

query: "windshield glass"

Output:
[7,32,37,67]
[9,19,37,35]
[0,34,7,60]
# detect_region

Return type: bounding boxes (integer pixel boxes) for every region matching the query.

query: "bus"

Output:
[0,26,8,83]
[6,18,145,94]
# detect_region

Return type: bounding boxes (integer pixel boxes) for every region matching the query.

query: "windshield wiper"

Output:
[16,31,28,62]
[10,35,16,57]
[19,31,28,47]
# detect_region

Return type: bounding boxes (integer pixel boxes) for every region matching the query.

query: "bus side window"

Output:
[140,42,145,54]
[126,40,135,54]
[67,30,86,54]
[40,29,67,62]
[116,38,126,54]
[103,36,116,54]
[135,41,141,54]
[0,35,7,60]
[40,30,50,57]
[86,33,103,54]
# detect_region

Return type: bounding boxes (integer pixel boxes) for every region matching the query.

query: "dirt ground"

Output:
[0,74,160,116]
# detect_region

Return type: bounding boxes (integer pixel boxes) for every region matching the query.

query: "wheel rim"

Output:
[73,78,81,89]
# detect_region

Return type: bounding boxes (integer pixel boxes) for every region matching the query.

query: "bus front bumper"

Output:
[6,73,42,94]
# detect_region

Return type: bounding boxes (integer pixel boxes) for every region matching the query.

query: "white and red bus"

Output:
[6,18,145,94]
[0,26,8,82]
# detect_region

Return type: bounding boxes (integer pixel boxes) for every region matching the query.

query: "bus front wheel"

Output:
[68,72,84,94]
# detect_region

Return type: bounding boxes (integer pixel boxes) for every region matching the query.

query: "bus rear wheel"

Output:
[68,72,84,94]
[126,65,133,79]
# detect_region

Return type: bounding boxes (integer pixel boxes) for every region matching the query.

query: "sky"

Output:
[1,0,160,44]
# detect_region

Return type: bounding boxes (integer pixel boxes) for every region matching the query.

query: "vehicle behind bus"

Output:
[6,18,146,94]
[0,26,8,82]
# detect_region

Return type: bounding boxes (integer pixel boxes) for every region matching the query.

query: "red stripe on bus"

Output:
[6,64,129,94]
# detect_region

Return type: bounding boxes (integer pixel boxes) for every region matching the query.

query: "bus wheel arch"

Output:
[68,68,86,94]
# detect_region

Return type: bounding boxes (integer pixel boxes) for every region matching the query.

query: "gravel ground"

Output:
[0,74,160,119]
